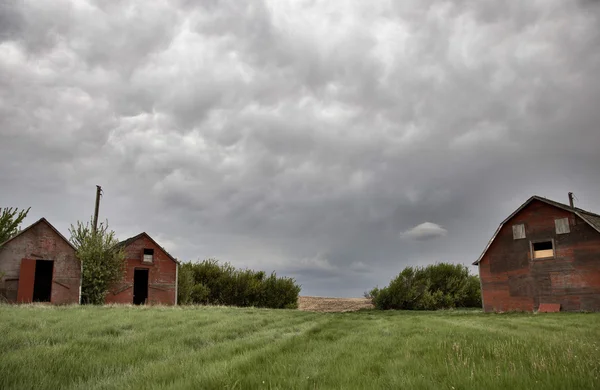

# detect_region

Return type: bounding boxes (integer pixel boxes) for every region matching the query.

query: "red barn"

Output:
[474,195,600,312]
[0,218,81,304]
[106,233,178,305]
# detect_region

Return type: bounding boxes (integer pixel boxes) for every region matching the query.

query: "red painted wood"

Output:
[538,303,561,313]
[105,234,177,305]
[480,200,600,312]
[17,259,36,303]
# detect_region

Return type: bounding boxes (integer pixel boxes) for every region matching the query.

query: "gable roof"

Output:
[473,196,600,265]
[114,232,179,264]
[0,217,77,252]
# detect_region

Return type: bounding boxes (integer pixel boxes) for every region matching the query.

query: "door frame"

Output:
[133,267,150,305]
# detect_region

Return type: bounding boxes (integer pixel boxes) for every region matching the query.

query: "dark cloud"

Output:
[1,0,600,297]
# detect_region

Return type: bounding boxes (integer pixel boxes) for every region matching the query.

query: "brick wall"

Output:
[0,220,81,304]
[106,235,177,305]
[480,200,600,312]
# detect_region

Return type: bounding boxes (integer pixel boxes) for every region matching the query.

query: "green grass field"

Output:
[1,305,599,389]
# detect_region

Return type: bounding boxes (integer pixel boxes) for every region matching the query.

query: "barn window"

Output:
[142,248,154,264]
[512,224,526,240]
[555,218,570,234]
[532,240,554,259]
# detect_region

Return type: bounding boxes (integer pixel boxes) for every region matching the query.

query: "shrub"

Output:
[190,283,210,304]
[177,262,195,305]
[459,275,482,308]
[177,259,301,308]
[0,271,6,302]
[69,218,126,305]
[369,263,482,310]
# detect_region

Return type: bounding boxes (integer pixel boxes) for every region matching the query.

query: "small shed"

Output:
[106,232,178,305]
[474,195,600,312]
[0,218,81,304]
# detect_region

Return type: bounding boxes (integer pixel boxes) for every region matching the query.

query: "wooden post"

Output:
[93,185,102,233]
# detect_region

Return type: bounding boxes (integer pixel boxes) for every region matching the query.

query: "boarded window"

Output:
[512,224,526,240]
[142,248,154,264]
[532,241,554,259]
[555,218,570,234]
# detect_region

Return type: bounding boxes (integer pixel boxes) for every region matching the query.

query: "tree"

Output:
[0,207,30,244]
[69,218,125,305]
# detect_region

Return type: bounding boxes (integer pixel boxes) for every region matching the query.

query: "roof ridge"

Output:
[532,195,600,218]
[114,232,179,264]
[0,217,77,252]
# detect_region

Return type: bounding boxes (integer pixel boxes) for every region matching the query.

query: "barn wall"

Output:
[480,200,600,312]
[0,221,81,304]
[106,235,177,305]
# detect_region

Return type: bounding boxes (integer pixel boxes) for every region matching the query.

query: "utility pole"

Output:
[93,185,102,233]
[568,192,574,209]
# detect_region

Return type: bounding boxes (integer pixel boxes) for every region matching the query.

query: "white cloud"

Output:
[401,222,448,241]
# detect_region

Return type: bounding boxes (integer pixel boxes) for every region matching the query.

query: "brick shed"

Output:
[106,233,178,305]
[0,218,81,304]
[474,195,600,312]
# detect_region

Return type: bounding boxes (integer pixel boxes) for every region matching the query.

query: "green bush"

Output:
[190,283,210,304]
[69,218,125,305]
[177,259,300,309]
[369,263,482,310]
[177,263,195,305]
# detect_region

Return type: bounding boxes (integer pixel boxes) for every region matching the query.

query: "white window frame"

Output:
[142,248,154,264]
[530,239,555,260]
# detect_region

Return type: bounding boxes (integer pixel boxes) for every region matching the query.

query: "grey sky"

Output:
[1,0,600,297]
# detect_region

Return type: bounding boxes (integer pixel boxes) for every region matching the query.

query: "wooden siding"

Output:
[479,199,600,312]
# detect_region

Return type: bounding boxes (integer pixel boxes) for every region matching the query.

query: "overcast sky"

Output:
[1,0,600,297]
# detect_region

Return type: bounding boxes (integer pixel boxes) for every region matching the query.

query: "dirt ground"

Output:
[297,296,374,313]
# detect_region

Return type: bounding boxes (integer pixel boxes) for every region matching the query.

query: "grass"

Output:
[1,305,599,389]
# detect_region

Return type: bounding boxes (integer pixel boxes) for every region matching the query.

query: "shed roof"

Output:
[473,196,600,265]
[0,217,77,252]
[114,232,179,264]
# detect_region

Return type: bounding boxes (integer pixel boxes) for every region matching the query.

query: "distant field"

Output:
[298,296,373,312]
[1,305,600,389]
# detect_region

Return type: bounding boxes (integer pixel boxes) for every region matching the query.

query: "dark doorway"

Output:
[133,269,149,305]
[32,260,53,302]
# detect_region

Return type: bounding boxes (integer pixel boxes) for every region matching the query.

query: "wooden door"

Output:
[17,259,36,303]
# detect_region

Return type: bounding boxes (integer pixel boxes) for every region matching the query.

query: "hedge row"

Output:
[368,263,481,310]
[177,259,301,309]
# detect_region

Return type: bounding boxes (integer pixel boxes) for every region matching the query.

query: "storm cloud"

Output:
[1,0,600,297]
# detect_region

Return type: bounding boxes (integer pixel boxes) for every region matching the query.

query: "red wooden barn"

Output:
[0,218,81,304]
[105,232,178,305]
[474,195,600,312]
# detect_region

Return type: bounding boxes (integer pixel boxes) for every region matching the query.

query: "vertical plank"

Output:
[17,259,36,303]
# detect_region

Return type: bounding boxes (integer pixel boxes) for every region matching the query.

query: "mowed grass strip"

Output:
[1,306,599,389]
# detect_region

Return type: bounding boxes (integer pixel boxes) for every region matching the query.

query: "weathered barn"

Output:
[0,218,81,304]
[105,233,178,305]
[474,195,600,312]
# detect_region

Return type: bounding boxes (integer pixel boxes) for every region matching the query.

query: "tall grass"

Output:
[0,305,599,389]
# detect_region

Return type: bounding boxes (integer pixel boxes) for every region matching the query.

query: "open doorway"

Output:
[33,260,53,302]
[133,269,149,305]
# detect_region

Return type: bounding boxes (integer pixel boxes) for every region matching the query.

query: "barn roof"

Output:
[0,217,77,252]
[114,232,179,264]
[473,196,600,266]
